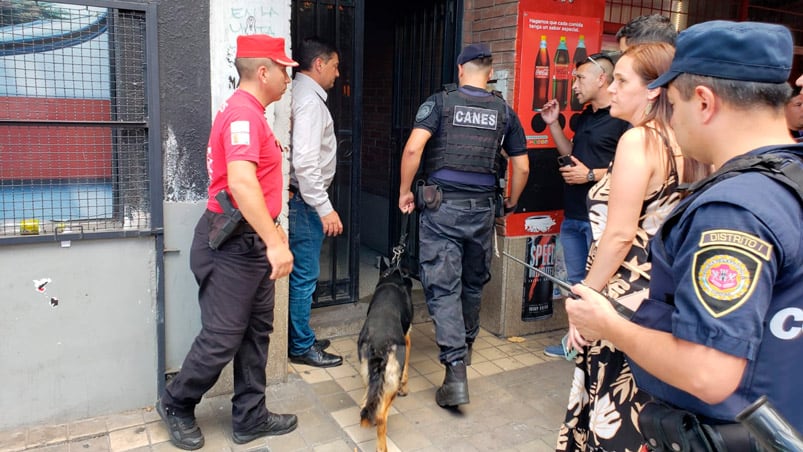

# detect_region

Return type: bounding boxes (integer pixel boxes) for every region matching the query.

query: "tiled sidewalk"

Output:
[0,324,572,452]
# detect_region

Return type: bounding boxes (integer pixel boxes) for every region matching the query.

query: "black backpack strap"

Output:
[657,147,803,265]
[680,147,803,213]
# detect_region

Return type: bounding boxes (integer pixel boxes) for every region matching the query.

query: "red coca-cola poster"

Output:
[502,0,605,240]
[516,12,603,149]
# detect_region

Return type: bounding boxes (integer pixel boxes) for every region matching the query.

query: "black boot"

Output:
[435,360,469,407]
[465,343,473,366]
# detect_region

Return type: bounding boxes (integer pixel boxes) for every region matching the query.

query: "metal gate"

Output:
[388,0,462,277]
[291,0,363,306]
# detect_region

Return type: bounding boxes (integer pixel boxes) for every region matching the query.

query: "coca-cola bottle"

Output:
[570,35,587,111]
[532,35,549,111]
[552,36,570,111]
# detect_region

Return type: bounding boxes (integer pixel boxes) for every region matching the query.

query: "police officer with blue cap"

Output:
[565,20,803,450]
[399,43,529,408]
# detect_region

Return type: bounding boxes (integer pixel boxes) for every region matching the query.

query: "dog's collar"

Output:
[380,266,409,280]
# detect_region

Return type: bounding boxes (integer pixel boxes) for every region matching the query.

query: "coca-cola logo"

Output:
[535,67,549,78]
[554,67,570,78]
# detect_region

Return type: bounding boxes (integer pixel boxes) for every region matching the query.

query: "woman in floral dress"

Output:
[556,43,710,451]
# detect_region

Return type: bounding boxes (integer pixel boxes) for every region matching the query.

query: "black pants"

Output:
[418,197,494,364]
[163,210,275,431]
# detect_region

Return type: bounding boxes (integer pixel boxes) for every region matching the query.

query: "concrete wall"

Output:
[159,0,210,377]
[207,0,294,385]
[0,238,157,428]
[481,235,568,337]
[161,0,294,383]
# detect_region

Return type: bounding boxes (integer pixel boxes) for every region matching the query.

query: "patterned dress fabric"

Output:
[556,129,680,452]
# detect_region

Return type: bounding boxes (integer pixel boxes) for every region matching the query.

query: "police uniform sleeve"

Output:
[412,93,441,135]
[668,191,785,361]
[502,107,528,157]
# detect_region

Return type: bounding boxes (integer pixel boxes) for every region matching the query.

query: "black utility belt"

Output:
[441,195,494,208]
[640,400,760,452]
[415,181,497,211]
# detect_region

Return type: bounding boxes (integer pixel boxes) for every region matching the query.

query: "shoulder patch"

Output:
[692,247,762,318]
[699,229,772,261]
[230,120,251,146]
[415,101,435,122]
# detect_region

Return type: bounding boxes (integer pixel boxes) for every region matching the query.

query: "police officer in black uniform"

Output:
[399,43,529,408]
[566,21,803,450]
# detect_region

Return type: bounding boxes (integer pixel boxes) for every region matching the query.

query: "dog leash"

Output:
[381,213,412,278]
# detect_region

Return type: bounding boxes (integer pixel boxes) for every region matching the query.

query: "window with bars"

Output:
[605,0,742,33]
[0,1,151,240]
[605,0,802,41]
[603,1,803,86]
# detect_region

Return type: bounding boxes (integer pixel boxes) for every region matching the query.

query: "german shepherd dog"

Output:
[358,265,413,452]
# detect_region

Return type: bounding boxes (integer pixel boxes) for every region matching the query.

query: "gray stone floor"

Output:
[0,324,572,452]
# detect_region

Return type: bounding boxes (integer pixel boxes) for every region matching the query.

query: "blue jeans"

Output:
[559,217,592,284]
[288,195,324,356]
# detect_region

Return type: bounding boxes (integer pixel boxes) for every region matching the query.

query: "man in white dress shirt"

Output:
[287,37,343,367]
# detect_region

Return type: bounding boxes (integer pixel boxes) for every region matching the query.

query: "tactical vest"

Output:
[423,84,508,175]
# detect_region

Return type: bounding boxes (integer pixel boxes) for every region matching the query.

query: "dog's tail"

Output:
[360,350,387,427]
[360,343,403,427]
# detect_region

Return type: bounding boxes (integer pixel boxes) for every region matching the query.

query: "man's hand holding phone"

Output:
[557,154,576,167]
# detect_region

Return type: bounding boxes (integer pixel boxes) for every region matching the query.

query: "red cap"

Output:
[235,34,299,67]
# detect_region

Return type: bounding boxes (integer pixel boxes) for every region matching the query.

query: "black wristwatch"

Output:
[587,169,595,182]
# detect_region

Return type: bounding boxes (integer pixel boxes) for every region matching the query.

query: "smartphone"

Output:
[557,155,576,167]
[561,333,579,360]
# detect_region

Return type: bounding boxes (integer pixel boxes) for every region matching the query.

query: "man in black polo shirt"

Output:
[540,53,629,357]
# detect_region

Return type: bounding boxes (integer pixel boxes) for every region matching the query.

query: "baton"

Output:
[502,251,635,319]
[736,396,803,451]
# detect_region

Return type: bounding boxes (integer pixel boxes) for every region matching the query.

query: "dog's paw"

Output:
[397,388,408,397]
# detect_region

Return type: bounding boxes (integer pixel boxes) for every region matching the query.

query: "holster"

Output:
[639,400,719,452]
[495,192,505,218]
[415,181,442,211]
[208,191,245,250]
[640,400,760,452]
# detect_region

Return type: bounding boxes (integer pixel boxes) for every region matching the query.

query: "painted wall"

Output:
[207,0,295,383]
[159,0,210,376]
[0,238,156,428]
[161,0,294,381]
[0,0,295,430]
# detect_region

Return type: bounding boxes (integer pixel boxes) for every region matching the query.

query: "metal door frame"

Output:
[291,0,364,306]
[388,0,463,277]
